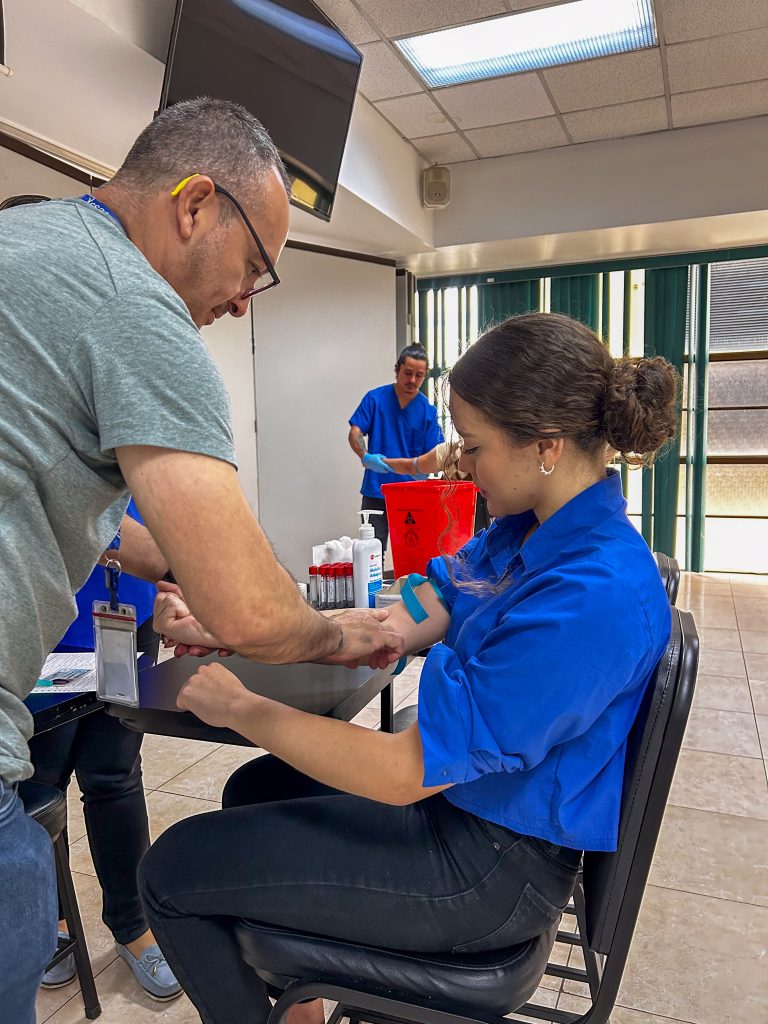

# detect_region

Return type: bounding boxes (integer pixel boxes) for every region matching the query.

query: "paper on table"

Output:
[32,652,97,694]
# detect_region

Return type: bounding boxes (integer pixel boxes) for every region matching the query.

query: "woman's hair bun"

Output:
[602,356,680,465]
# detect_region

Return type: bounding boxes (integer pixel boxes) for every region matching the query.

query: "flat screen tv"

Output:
[159,0,362,221]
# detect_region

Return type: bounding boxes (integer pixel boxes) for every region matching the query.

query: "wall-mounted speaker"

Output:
[422,164,451,208]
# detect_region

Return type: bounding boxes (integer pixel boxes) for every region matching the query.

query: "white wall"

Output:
[0,146,85,200]
[252,247,396,579]
[435,116,768,248]
[200,315,259,514]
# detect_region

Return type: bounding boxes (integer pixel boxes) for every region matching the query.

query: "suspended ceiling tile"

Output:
[666,29,768,93]
[434,73,554,129]
[411,132,477,164]
[356,42,423,101]
[542,48,665,113]
[504,0,568,9]
[374,93,454,138]
[312,0,380,44]
[659,0,768,44]
[564,97,668,143]
[463,116,569,158]
[355,0,506,39]
[671,80,768,128]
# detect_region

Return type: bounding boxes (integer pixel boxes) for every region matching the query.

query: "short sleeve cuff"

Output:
[417,645,523,786]
[426,556,458,612]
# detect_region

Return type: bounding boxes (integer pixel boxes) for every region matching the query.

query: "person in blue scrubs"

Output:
[29,499,182,1002]
[348,344,444,551]
[139,312,678,1024]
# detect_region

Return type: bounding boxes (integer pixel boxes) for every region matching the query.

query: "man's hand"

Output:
[153,581,232,658]
[319,608,404,666]
[176,662,250,727]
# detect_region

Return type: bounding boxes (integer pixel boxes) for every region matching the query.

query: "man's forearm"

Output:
[348,427,367,459]
[230,581,344,664]
[100,515,169,582]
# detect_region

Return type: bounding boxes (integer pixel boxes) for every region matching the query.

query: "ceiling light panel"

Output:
[395,0,657,89]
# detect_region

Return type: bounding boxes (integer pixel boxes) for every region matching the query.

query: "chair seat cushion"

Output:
[391,704,418,733]
[235,919,557,1016]
[17,780,67,840]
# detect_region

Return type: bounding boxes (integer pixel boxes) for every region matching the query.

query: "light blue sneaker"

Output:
[41,931,76,988]
[116,942,183,1001]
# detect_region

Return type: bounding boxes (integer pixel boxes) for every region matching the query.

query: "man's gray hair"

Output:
[112,97,291,202]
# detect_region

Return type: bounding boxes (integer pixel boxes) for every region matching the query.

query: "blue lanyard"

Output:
[79,194,126,234]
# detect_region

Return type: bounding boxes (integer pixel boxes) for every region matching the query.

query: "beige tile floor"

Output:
[36,572,768,1024]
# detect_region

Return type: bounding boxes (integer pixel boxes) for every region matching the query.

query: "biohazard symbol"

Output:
[404,528,419,548]
[404,511,417,524]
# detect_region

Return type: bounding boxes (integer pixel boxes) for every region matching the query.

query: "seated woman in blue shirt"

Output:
[139,312,678,1024]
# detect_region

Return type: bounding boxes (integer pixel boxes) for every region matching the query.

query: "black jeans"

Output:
[361,495,388,552]
[139,755,580,1024]
[28,625,159,944]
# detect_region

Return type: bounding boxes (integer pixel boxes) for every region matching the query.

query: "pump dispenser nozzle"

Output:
[358,509,384,539]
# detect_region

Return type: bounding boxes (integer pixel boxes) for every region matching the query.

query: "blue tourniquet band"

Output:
[391,656,408,676]
[401,574,429,624]
[401,573,449,624]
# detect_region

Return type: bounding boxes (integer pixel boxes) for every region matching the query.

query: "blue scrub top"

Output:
[56,498,157,650]
[419,470,671,852]
[349,384,443,499]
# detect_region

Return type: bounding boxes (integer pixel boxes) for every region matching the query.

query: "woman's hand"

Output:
[176,662,251,727]
[153,581,233,658]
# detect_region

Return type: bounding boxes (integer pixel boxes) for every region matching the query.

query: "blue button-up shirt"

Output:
[349,385,443,500]
[57,498,156,649]
[419,470,670,852]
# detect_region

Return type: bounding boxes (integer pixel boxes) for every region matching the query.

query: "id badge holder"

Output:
[93,559,139,706]
[94,601,138,705]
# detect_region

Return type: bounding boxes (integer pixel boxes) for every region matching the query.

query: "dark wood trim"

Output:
[707,406,768,413]
[0,130,107,187]
[706,455,768,465]
[704,515,768,521]
[709,349,768,362]
[285,238,396,267]
[678,455,768,465]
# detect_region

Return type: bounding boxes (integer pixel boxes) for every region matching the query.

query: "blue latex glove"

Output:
[363,453,390,474]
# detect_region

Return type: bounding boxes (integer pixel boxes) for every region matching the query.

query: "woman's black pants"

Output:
[139,754,580,1024]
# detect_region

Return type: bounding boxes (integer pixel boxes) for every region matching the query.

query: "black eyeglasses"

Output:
[213,183,280,299]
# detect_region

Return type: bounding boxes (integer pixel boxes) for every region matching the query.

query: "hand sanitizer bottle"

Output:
[353,510,384,608]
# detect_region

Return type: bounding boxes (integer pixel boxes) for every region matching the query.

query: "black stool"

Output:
[19,781,101,1019]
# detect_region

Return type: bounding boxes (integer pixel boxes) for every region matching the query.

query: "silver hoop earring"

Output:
[540,463,554,476]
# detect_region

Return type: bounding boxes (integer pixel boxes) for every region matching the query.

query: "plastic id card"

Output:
[93,601,139,706]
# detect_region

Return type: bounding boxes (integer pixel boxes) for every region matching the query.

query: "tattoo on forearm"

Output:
[352,432,367,458]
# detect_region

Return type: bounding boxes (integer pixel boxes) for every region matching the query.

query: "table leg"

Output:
[380,682,394,733]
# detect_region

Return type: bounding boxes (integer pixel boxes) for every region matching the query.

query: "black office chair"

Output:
[653,552,681,606]
[234,608,698,1024]
[554,549,683,995]
[19,781,102,1020]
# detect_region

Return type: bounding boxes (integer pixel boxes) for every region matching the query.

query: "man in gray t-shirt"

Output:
[0,97,400,1019]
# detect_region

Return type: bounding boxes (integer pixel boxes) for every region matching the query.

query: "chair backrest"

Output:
[653,551,681,606]
[581,608,698,1014]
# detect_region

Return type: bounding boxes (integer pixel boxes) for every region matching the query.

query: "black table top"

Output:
[104,653,397,745]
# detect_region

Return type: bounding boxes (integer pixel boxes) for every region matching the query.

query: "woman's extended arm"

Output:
[335,579,451,669]
[176,662,451,805]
